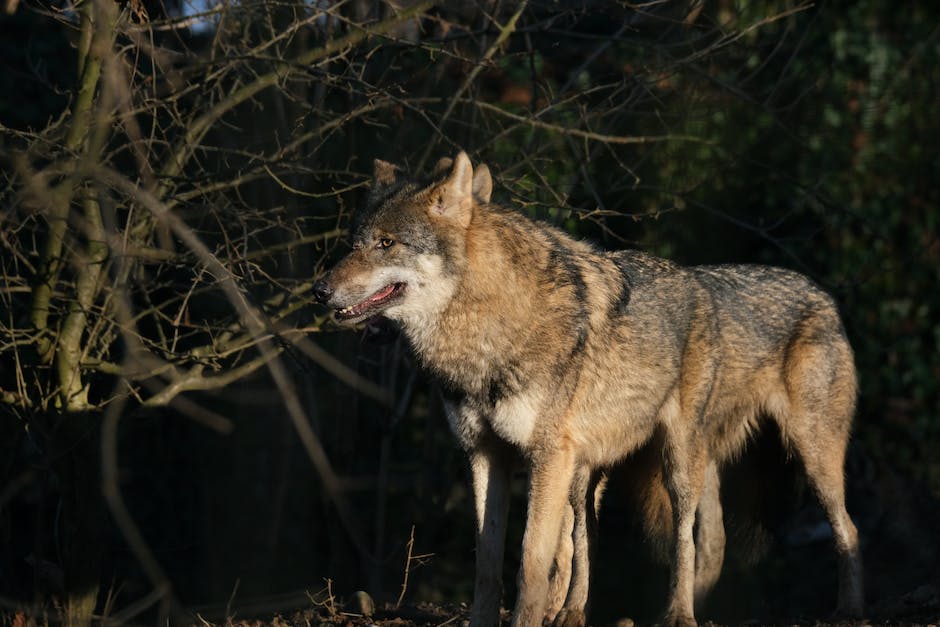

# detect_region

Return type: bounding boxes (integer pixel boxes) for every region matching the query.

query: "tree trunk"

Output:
[51,412,104,627]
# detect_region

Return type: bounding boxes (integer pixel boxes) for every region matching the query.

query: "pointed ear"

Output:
[429,151,473,227]
[432,157,453,177]
[373,159,400,187]
[472,163,492,204]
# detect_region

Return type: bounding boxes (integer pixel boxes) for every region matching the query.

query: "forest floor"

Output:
[224,599,940,627]
[5,598,940,627]
[182,438,940,627]
[4,444,939,627]
[208,592,940,627]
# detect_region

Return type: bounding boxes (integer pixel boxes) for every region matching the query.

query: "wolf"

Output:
[313,151,863,627]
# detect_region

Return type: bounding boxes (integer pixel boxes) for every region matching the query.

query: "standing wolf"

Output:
[313,152,863,626]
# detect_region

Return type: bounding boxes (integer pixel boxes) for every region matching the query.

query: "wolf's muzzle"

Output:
[312,279,333,304]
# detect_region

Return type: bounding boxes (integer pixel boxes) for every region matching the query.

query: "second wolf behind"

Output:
[313,152,863,626]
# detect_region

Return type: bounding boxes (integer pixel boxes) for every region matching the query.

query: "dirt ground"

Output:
[191,439,940,627]
[199,591,940,627]
[3,441,939,627]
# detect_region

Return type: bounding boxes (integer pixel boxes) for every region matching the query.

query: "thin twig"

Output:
[395,525,416,610]
[472,100,710,146]
[159,0,437,193]
[418,1,528,169]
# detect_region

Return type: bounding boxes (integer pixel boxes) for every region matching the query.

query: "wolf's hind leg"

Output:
[693,461,724,608]
[785,418,863,617]
[660,433,709,627]
[545,504,574,623]
[780,338,863,617]
[551,468,604,627]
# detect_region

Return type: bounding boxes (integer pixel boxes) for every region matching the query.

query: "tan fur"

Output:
[315,152,864,627]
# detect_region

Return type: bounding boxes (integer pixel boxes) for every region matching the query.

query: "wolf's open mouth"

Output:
[334,282,407,320]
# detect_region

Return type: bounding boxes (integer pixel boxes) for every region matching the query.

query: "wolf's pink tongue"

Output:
[368,284,396,302]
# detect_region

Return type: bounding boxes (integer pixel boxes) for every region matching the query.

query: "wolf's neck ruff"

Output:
[402,205,593,412]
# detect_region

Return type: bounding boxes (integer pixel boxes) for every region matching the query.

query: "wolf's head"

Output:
[313,151,491,328]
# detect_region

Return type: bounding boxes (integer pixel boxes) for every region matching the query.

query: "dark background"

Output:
[0,0,938,624]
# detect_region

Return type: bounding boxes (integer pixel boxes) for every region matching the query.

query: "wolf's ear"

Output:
[373,159,400,187]
[472,163,492,204]
[429,151,473,227]
[432,157,453,177]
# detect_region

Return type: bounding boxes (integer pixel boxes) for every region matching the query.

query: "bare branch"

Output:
[158,0,437,193]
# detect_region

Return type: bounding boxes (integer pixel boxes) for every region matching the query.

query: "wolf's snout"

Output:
[312,279,334,304]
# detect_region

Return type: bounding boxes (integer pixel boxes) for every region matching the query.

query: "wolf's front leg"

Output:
[513,446,577,627]
[469,446,513,627]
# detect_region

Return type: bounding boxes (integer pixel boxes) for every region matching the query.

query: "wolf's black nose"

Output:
[312,280,333,303]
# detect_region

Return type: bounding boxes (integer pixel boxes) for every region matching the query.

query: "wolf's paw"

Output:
[657,612,697,627]
[551,608,586,627]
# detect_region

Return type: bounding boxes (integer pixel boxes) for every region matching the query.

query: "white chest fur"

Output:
[488,386,542,449]
[443,385,544,451]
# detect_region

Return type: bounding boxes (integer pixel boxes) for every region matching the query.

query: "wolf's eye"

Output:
[377,237,395,249]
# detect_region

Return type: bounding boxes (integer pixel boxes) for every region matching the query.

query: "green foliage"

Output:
[800,2,939,487]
